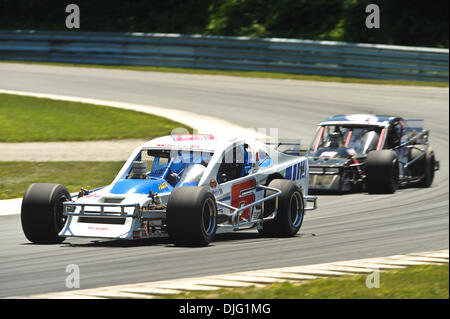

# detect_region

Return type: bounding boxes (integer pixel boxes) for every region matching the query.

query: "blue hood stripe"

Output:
[109,179,173,195]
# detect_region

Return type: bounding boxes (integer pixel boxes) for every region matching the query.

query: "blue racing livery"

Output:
[321,114,394,126]
[286,160,307,181]
[110,179,174,195]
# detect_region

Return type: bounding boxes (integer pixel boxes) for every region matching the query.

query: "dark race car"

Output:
[307,114,439,194]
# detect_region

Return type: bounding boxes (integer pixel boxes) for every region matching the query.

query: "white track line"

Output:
[0,198,22,216]
[0,89,252,137]
[7,249,448,299]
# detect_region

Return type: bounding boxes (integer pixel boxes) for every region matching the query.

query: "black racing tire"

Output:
[416,147,436,188]
[21,183,71,244]
[166,186,217,247]
[365,150,399,194]
[409,145,426,177]
[259,179,304,237]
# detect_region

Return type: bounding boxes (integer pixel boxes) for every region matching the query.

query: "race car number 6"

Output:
[231,179,256,221]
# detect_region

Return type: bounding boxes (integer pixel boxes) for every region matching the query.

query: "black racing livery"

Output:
[307,114,439,194]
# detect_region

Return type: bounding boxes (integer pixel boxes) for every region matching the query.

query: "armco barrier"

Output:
[0,30,448,82]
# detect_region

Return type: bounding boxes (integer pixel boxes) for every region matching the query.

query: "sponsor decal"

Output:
[85,193,101,198]
[134,221,150,239]
[286,160,307,180]
[173,134,215,141]
[158,182,168,192]
[88,226,109,231]
[320,151,338,158]
[156,143,201,149]
[345,114,379,124]
[209,179,217,189]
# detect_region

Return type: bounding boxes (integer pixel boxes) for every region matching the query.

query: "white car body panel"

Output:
[60,134,316,240]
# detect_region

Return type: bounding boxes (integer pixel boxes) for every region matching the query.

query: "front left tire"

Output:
[166,186,217,247]
[365,150,399,194]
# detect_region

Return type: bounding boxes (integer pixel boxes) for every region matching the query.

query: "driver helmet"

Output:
[329,132,342,149]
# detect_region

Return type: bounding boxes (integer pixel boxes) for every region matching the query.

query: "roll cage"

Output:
[309,117,416,157]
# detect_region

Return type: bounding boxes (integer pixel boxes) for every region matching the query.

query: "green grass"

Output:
[0,161,125,200]
[2,60,448,88]
[160,264,449,299]
[0,93,191,142]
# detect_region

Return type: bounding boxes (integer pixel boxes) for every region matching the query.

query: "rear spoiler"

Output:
[405,119,424,132]
[395,129,430,150]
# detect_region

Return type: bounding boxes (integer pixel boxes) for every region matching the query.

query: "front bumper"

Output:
[309,173,345,192]
[59,202,167,240]
[308,165,363,192]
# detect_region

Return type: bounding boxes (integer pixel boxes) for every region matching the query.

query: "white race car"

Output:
[21,134,317,246]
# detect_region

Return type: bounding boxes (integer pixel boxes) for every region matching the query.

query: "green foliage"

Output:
[0,161,125,199]
[0,93,191,142]
[341,0,449,48]
[0,0,210,34]
[162,264,449,299]
[206,0,345,39]
[206,0,270,37]
[0,0,447,47]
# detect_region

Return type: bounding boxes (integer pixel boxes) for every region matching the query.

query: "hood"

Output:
[109,178,173,195]
[309,157,347,167]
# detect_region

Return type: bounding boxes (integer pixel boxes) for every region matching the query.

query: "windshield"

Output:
[179,164,206,184]
[127,149,213,186]
[310,125,383,156]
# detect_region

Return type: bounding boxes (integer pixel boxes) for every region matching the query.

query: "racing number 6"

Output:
[231,179,256,221]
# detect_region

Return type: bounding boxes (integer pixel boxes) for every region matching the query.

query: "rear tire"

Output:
[21,183,71,244]
[166,186,217,247]
[365,150,399,194]
[259,179,304,237]
[416,147,436,188]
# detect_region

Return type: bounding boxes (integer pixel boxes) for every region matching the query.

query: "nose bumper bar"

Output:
[305,195,318,211]
[63,202,141,218]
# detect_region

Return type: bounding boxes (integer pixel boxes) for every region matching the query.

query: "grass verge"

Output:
[2,60,448,88]
[0,161,125,200]
[0,93,191,142]
[160,264,449,299]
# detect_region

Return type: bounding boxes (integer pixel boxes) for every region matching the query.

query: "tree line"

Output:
[0,0,448,48]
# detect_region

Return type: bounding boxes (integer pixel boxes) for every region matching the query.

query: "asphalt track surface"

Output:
[0,63,448,297]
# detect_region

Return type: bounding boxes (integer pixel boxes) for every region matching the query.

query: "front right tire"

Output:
[21,183,70,244]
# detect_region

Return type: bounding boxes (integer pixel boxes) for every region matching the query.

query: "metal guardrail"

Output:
[0,30,448,82]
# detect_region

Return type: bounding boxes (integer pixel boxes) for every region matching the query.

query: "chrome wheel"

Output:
[202,198,216,236]
[290,192,304,228]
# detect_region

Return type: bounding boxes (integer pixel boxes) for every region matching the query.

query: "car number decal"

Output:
[231,178,256,221]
